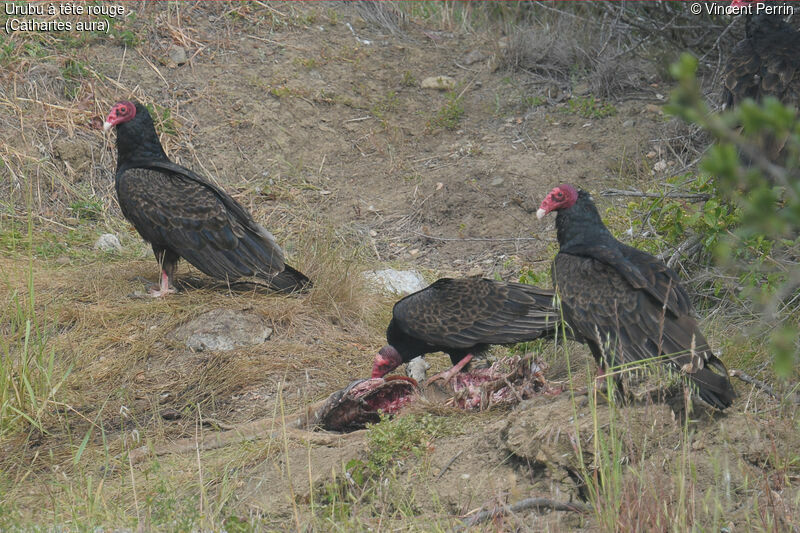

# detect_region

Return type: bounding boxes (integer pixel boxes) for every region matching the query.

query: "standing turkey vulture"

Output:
[371,278,561,381]
[537,184,736,409]
[103,101,310,296]
[721,2,799,167]
[722,2,799,110]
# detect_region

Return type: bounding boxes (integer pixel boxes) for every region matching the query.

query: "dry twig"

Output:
[729,369,778,399]
[601,188,711,201]
[462,497,591,528]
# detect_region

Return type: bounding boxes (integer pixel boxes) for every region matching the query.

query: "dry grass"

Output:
[1,2,798,530]
[0,6,391,527]
[500,8,649,99]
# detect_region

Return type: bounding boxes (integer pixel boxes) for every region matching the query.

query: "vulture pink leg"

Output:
[427,354,474,385]
[149,270,176,298]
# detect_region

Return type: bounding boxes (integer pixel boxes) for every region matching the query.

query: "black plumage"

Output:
[371,278,561,378]
[722,11,800,110]
[104,101,310,296]
[537,184,736,409]
[721,9,799,166]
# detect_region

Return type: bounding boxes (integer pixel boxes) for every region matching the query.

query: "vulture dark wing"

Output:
[722,17,800,108]
[760,47,800,107]
[116,164,285,280]
[393,278,559,348]
[722,40,762,108]
[554,252,734,409]
[561,243,691,318]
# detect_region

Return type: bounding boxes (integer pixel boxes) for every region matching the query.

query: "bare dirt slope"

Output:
[0,2,797,531]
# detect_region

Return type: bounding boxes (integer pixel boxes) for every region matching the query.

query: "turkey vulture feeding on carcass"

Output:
[537,184,736,409]
[103,101,311,297]
[371,278,561,382]
[722,1,799,110]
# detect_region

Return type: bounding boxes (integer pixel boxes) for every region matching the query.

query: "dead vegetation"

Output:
[0,1,798,530]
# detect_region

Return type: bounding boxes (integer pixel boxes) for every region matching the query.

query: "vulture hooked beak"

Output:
[371,345,403,378]
[536,208,547,220]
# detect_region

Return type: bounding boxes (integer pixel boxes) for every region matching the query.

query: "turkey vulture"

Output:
[371,278,561,381]
[537,184,736,409]
[721,1,799,166]
[722,3,799,110]
[103,101,310,296]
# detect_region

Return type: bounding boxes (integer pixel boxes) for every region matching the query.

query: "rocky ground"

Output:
[0,2,798,531]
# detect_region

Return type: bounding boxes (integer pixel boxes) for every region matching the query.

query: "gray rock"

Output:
[490,177,504,186]
[463,49,487,65]
[168,45,187,66]
[94,233,122,253]
[170,309,272,352]
[364,269,427,295]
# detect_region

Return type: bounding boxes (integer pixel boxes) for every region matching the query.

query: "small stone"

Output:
[646,151,657,159]
[572,141,593,152]
[369,230,378,237]
[490,177,504,186]
[644,104,662,115]
[654,160,667,172]
[573,83,589,95]
[363,269,427,295]
[94,233,122,253]
[463,49,487,65]
[622,119,634,128]
[466,267,483,277]
[421,76,456,91]
[168,45,188,66]
[161,408,181,421]
[409,248,419,256]
[170,309,272,352]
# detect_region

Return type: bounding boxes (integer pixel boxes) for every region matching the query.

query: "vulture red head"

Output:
[103,101,137,131]
[536,184,579,219]
[371,345,403,378]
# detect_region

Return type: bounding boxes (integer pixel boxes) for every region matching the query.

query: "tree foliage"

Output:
[667,53,800,377]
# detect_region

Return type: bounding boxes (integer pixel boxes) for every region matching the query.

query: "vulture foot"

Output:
[428,353,474,385]
[149,271,176,298]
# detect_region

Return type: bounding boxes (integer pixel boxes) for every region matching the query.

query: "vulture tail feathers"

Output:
[690,367,736,410]
[266,264,312,293]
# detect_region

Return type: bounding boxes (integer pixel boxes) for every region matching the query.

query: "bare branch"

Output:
[462,497,591,528]
[729,369,778,399]
[601,188,711,201]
